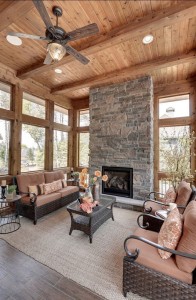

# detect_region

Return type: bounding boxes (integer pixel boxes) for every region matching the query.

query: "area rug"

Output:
[2,207,147,300]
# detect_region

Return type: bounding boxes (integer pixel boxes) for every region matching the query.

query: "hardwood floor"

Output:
[0,239,104,300]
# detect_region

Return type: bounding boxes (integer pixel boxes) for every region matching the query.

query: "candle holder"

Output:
[1,185,6,199]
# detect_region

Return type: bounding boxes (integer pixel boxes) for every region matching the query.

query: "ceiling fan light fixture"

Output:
[142,34,154,44]
[47,42,66,61]
[6,35,22,46]
[55,68,62,74]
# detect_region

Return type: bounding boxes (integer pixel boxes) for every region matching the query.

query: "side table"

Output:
[0,195,21,234]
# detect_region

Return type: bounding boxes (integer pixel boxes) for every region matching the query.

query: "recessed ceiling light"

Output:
[6,35,22,46]
[142,34,154,44]
[55,68,62,74]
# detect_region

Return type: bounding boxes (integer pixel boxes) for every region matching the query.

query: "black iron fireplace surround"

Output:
[102,166,133,198]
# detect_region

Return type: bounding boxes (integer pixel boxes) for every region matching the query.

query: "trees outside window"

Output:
[54,105,68,125]
[0,82,11,110]
[0,120,10,175]
[79,110,90,127]
[21,124,45,172]
[78,132,89,167]
[53,130,68,168]
[22,93,45,119]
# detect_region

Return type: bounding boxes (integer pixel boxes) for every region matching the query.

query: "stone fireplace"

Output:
[89,76,154,200]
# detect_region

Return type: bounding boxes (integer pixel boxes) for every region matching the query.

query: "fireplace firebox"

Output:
[102,166,133,198]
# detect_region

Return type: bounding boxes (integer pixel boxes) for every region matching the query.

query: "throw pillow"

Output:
[43,182,55,195]
[175,201,196,273]
[175,181,192,212]
[53,179,62,191]
[62,179,67,188]
[161,187,176,209]
[158,207,183,259]
[28,184,44,196]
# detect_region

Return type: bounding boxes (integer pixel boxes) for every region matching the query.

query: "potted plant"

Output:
[6,185,17,200]
[72,172,80,180]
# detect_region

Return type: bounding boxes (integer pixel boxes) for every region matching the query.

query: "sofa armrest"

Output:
[18,191,37,205]
[143,199,164,213]
[124,235,196,261]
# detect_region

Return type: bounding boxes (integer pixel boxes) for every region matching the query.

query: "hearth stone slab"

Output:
[100,194,144,212]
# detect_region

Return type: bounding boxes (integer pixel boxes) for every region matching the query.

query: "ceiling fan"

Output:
[7,0,99,65]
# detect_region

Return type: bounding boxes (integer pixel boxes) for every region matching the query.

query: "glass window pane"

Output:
[54,105,68,125]
[159,94,189,119]
[79,110,89,127]
[79,132,89,167]
[0,82,11,110]
[53,130,68,168]
[22,93,45,119]
[159,126,190,172]
[0,120,10,174]
[21,124,45,172]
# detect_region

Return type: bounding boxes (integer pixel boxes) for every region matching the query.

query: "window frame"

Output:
[155,92,195,191]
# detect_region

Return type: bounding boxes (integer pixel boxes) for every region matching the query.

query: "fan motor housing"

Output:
[45,26,66,40]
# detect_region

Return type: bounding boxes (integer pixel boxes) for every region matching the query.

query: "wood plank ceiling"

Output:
[0,0,195,100]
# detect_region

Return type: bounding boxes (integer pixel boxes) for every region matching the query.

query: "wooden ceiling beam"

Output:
[17,1,196,80]
[51,50,196,94]
[0,1,34,32]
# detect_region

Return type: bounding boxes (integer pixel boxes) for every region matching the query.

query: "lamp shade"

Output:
[47,42,66,61]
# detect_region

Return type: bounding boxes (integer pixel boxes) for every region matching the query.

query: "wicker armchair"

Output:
[143,184,196,232]
[123,201,196,300]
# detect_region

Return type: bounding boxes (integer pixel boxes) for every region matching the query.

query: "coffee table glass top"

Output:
[67,194,116,214]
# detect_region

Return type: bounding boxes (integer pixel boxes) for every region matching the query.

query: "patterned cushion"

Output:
[43,182,55,195]
[28,184,44,196]
[161,187,176,209]
[158,208,183,259]
[62,179,67,188]
[53,179,62,191]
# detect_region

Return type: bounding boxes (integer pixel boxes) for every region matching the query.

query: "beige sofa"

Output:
[16,170,79,224]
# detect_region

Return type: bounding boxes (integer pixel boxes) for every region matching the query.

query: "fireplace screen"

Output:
[102,166,133,198]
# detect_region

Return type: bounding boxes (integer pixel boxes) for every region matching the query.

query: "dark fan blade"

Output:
[43,52,53,65]
[67,23,99,41]
[32,0,56,36]
[7,32,51,41]
[65,45,89,65]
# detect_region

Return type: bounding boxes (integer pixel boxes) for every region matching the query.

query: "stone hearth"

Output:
[89,76,154,200]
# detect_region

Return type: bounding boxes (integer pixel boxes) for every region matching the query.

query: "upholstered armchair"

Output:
[142,182,196,232]
[123,200,196,300]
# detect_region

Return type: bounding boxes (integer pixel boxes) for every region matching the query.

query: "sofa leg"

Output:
[33,220,37,225]
[123,289,127,297]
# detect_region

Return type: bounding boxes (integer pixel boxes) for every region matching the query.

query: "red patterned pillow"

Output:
[161,187,176,209]
[158,207,183,259]
[53,179,62,191]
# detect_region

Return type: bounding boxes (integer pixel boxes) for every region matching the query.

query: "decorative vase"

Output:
[91,183,100,201]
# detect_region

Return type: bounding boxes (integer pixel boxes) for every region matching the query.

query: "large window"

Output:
[0,82,11,110]
[78,132,89,167]
[0,120,10,175]
[21,124,45,172]
[54,105,68,125]
[157,94,194,191]
[53,130,68,168]
[79,109,90,127]
[22,93,45,119]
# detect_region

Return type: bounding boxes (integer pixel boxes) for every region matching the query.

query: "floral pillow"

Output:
[158,207,183,259]
[161,187,176,209]
[29,184,44,196]
[43,182,55,195]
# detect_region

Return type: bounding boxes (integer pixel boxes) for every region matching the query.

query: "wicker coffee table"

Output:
[67,195,116,243]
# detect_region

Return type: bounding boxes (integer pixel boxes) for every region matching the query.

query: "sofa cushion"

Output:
[175,181,192,208]
[36,192,62,207]
[44,170,64,183]
[58,186,79,197]
[17,173,45,194]
[126,227,192,284]
[28,184,44,196]
[158,208,183,259]
[62,179,67,188]
[176,201,196,273]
